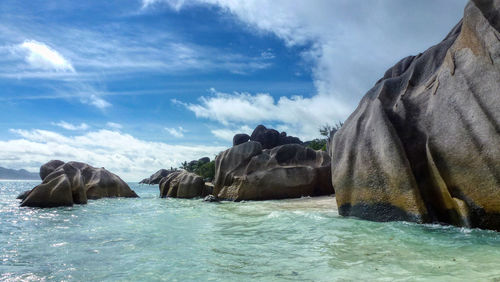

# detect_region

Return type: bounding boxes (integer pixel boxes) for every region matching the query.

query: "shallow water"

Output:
[1,181,500,281]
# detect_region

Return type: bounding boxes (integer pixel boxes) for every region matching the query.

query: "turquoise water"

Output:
[1,181,500,281]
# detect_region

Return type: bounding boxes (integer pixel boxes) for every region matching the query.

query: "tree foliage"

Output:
[307,121,343,151]
[195,161,215,181]
[319,121,344,139]
[307,139,327,151]
[179,159,216,181]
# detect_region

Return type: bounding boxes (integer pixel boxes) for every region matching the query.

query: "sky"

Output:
[0,0,467,180]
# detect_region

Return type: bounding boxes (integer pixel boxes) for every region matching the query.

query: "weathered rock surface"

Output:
[214,141,333,201]
[330,1,500,230]
[159,171,210,198]
[139,169,176,184]
[21,160,138,208]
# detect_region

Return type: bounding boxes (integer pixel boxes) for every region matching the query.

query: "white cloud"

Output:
[18,40,75,72]
[141,0,186,10]
[80,94,111,110]
[165,126,186,138]
[211,125,252,141]
[147,0,466,113]
[260,50,275,59]
[106,122,123,129]
[185,89,350,140]
[52,121,89,131]
[2,128,225,181]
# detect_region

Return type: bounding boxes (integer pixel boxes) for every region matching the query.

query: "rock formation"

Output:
[21,160,138,208]
[233,133,250,146]
[140,169,176,184]
[232,125,303,149]
[159,170,210,198]
[330,1,500,231]
[214,141,333,201]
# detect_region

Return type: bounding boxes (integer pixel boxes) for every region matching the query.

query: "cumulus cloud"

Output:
[52,121,89,131]
[18,40,75,72]
[165,126,186,138]
[184,89,350,140]
[106,122,123,129]
[150,0,466,118]
[211,125,252,141]
[3,129,225,181]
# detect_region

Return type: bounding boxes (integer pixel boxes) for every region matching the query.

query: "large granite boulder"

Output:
[330,1,500,230]
[233,133,250,146]
[139,169,176,185]
[39,160,65,181]
[159,170,209,198]
[21,160,138,208]
[214,141,333,201]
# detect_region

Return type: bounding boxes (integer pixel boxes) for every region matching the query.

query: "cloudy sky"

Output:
[0,0,467,180]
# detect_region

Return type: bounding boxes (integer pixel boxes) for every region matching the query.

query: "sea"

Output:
[1,181,500,281]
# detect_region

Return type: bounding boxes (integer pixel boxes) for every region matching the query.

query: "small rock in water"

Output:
[203,195,219,202]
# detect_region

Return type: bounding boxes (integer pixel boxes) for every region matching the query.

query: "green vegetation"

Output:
[180,159,216,181]
[195,161,215,181]
[306,122,343,151]
[307,139,327,151]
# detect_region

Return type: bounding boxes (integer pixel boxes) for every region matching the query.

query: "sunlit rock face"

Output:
[21,160,138,208]
[159,171,209,199]
[214,141,334,201]
[330,0,500,231]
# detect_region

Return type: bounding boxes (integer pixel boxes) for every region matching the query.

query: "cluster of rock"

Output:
[330,1,500,231]
[213,141,333,201]
[19,160,138,208]
[148,125,332,201]
[233,125,303,148]
[139,169,177,185]
[159,171,213,198]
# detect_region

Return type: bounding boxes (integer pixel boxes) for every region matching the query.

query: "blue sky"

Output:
[0,0,466,180]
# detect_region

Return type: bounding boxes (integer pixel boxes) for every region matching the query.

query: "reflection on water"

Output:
[1,181,500,281]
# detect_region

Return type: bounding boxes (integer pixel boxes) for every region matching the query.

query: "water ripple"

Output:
[1,182,500,281]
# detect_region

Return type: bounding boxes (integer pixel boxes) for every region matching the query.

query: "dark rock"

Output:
[330,1,500,231]
[21,160,138,208]
[139,169,175,185]
[159,171,206,198]
[204,182,214,195]
[203,195,219,202]
[279,135,303,146]
[250,125,280,149]
[214,141,333,201]
[233,133,250,146]
[16,190,31,200]
[249,125,303,149]
[198,157,210,164]
[39,160,65,181]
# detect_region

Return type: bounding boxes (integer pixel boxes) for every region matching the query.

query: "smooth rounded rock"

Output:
[233,133,251,146]
[21,160,138,208]
[159,171,206,199]
[214,141,334,201]
[330,1,500,231]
